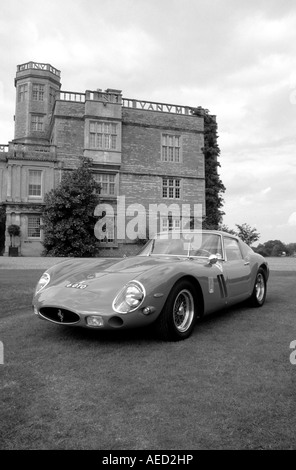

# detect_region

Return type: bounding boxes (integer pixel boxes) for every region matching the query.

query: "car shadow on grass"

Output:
[42,320,159,344]
[38,298,259,346]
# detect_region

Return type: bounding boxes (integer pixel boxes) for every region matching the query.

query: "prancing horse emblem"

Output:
[57,309,64,322]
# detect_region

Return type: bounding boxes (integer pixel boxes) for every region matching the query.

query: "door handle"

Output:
[244,261,250,266]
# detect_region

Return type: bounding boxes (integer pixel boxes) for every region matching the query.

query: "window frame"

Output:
[31,114,44,132]
[161,133,182,163]
[89,121,118,150]
[93,173,117,197]
[161,216,181,232]
[32,83,45,101]
[162,178,181,200]
[28,169,42,198]
[27,215,42,239]
[18,83,28,102]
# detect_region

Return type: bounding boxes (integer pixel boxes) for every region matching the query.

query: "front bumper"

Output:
[33,286,160,330]
[33,303,158,329]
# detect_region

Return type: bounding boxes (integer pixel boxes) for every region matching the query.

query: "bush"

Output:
[42,158,101,257]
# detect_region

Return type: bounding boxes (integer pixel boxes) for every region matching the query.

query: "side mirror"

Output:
[208,254,218,265]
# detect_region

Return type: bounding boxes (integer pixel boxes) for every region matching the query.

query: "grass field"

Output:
[0,266,296,450]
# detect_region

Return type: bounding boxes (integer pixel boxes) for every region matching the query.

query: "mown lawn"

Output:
[0,269,295,450]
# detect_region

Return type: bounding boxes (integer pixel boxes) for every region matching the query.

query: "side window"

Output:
[224,238,243,261]
[161,134,181,162]
[28,215,41,239]
[28,170,42,197]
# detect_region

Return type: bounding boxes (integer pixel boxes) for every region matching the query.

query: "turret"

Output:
[14,61,61,143]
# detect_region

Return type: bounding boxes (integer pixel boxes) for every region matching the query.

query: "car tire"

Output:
[249,268,267,307]
[156,280,197,341]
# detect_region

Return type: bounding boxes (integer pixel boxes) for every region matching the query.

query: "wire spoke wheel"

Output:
[156,280,198,341]
[173,289,195,333]
[249,268,267,307]
[255,272,265,303]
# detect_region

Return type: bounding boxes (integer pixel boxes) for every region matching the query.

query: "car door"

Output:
[223,237,252,302]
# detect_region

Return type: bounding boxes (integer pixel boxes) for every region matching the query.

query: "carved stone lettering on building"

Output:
[122,99,192,115]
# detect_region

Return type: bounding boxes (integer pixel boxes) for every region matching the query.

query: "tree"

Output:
[219,222,260,245]
[254,243,269,257]
[263,240,287,257]
[191,107,226,229]
[235,223,260,246]
[286,243,296,256]
[218,224,237,236]
[270,242,286,257]
[42,158,101,257]
[247,239,296,257]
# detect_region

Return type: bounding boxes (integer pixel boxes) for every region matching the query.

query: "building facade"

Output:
[0,61,205,256]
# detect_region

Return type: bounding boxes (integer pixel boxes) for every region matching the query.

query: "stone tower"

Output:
[14,61,61,143]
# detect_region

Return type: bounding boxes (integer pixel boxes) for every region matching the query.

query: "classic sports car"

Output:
[33,230,269,341]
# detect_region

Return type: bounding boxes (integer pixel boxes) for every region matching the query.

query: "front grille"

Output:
[39,307,80,324]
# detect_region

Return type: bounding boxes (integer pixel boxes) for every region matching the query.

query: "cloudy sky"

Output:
[1,0,296,244]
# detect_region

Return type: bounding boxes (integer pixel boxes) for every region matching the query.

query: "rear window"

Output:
[240,240,254,258]
[224,237,243,261]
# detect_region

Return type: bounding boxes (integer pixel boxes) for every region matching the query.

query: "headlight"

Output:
[35,272,50,295]
[112,281,146,314]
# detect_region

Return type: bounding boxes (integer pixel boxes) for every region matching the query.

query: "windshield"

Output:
[139,232,223,258]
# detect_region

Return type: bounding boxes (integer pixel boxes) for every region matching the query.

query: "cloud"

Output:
[261,187,271,195]
[288,213,296,226]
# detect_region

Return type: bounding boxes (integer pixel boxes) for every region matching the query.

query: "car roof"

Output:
[155,229,239,240]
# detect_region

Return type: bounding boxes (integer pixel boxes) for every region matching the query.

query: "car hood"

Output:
[36,255,186,311]
[46,255,183,293]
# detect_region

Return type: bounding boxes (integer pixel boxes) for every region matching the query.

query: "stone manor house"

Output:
[0,61,205,256]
